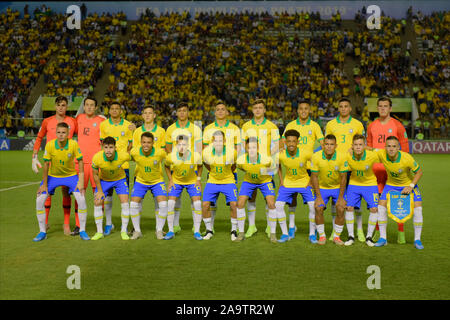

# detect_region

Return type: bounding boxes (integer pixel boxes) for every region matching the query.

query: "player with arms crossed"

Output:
[310,134,348,245]
[164,135,203,240]
[73,96,105,235]
[165,102,202,234]
[99,102,134,236]
[367,96,410,244]
[325,97,366,241]
[202,101,241,234]
[281,100,323,238]
[201,130,239,241]
[33,122,89,241]
[276,129,316,243]
[129,132,168,240]
[374,136,424,249]
[91,137,132,240]
[240,99,280,239]
[344,134,380,246]
[236,137,278,243]
[32,96,78,235]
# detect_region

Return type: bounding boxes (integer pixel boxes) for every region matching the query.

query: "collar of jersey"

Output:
[296,117,311,126]
[322,151,337,161]
[140,147,155,157]
[215,120,229,128]
[176,150,191,161]
[212,147,226,156]
[109,118,124,126]
[251,118,266,126]
[247,154,261,164]
[103,151,118,162]
[176,120,190,129]
[55,139,69,150]
[142,124,157,133]
[352,150,366,161]
[286,148,299,159]
[337,115,352,124]
[386,151,401,163]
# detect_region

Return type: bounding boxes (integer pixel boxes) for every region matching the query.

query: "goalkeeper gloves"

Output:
[32,154,42,173]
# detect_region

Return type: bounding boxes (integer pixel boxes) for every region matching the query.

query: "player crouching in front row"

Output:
[34,122,89,241]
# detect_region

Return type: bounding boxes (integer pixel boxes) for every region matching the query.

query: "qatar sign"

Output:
[412,141,450,154]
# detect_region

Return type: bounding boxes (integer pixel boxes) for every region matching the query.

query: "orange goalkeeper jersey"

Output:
[33,115,77,152]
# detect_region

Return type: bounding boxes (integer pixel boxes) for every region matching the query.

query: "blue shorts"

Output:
[96,178,129,196]
[346,185,379,209]
[380,184,422,202]
[203,183,238,204]
[132,181,167,199]
[168,183,202,198]
[239,181,276,198]
[41,175,79,195]
[108,169,129,197]
[277,185,315,204]
[318,188,342,208]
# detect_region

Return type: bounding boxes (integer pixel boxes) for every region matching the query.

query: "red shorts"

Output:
[75,162,96,190]
[373,163,387,194]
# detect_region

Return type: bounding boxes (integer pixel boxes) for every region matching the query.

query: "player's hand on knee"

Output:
[37,185,47,195]
[401,186,413,194]
[315,197,325,210]
[95,191,105,203]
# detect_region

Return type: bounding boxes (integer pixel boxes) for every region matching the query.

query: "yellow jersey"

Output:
[131,146,166,185]
[311,150,349,189]
[346,150,378,186]
[165,120,202,153]
[132,123,166,150]
[100,118,133,169]
[202,145,237,184]
[203,120,241,151]
[376,150,420,186]
[325,116,365,154]
[282,117,324,152]
[241,118,280,157]
[43,139,83,178]
[165,151,202,185]
[279,148,312,188]
[237,153,273,184]
[92,150,131,181]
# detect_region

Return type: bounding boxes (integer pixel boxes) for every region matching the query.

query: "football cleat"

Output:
[33,232,47,242]
[414,240,424,250]
[277,234,290,243]
[372,229,380,242]
[288,227,296,239]
[397,231,406,244]
[365,237,375,247]
[173,225,181,234]
[63,224,71,236]
[344,236,355,246]
[235,232,245,242]
[130,231,143,240]
[155,231,164,240]
[333,236,345,246]
[163,231,175,240]
[328,231,336,241]
[91,232,104,241]
[374,238,387,247]
[318,236,326,245]
[357,229,365,242]
[309,234,318,244]
[71,226,80,236]
[104,224,114,236]
[270,233,278,243]
[203,230,214,240]
[230,230,238,241]
[121,232,130,240]
[79,231,90,241]
[245,225,258,238]
[194,232,203,240]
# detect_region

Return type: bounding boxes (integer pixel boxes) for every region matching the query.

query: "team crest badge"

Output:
[388,128,393,133]
[93,123,97,127]
[154,137,158,141]
[349,129,353,133]
[154,160,158,165]
[308,130,312,135]
[334,166,339,171]
[398,169,403,173]
[387,191,414,223]
[118,165,121,168]
[365,165,369,171]
[121,131,125,136]
[299,163,304,167]
[68,153,72,158]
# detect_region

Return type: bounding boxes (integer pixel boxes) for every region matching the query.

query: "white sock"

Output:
[355,209,363,231]
[203,217,212,231]
[210,205,217,229]
[174,198,181,227]
[193,200,202,233]
[167,199,176,232]
[334,224,344,238]
[275,201,288,235]
[345,211,355,238]
[73,192,87,232]
[191,202,195,225]
[378,205,388,240]
[36,193,49,233]
[94,205,104,233]
[317,224,326,238]
[104,195,113,226]
[156,201,168,232]
[231,218,237,232]
[268,208,277,234]
[288,205,296,229]
[413,206,423,241]
[265,204,270,229]
[130,201,141,233]
[237,208,246,233]
[153,198,159,230]
[307,201,316,236]
[120,202,130,233]
[247,201,256,226]
[367,211,378,238]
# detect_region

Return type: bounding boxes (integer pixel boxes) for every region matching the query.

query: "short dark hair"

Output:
[324,134,337,142]
[110,101,121,108]
[338,97,351,105]
[212,130,225,140]
[251,98,266,107]
[102,136,116,146]
[56,122,69,130]
[141,132,154,141]
[84,96,97,106]
[298,99,311,106]
[177,102,189,110]
[284,129,300,139]
[245,136,259,145]
[55,96,68,105]
[176,134,189,142]
[377,96,392,107]
[386,135,399,144]
[142,105,155,112]
[352,134,365,142]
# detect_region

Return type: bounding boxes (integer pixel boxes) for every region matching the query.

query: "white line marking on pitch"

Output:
[0,181,40,192]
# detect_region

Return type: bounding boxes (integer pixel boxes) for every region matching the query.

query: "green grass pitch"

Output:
[0,151,449,300]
